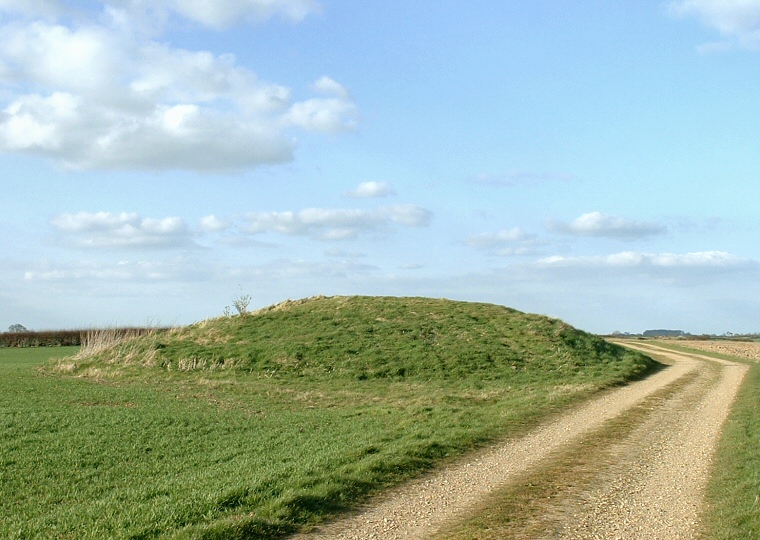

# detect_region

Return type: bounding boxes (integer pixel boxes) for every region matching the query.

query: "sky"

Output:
[1,0,759,335]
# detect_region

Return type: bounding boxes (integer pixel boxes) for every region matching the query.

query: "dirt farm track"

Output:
[292,340,751,539]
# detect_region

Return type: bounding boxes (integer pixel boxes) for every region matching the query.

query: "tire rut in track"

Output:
[292,345,746,540]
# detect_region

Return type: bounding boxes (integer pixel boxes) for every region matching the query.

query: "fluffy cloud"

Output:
[198,215,230,232]
[464,228,542,256]
[282,77,359,133]
[344,181,396,199]
[0,4,356,172]
[670,0,760,49]
[311,75,350,99]
[244,205,431,240]
[52,211,193,249]
[546,212,667,241]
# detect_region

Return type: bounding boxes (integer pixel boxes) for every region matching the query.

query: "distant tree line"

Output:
[642,329,687,337]
[609,329,759,341]
[0,327,166,348]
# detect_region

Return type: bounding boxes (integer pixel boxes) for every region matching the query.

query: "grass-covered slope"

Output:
[62,295,653,384]
[18,296,658,539]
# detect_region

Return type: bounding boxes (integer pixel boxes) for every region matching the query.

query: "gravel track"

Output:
[558,342,746,539]
[292,343,746,539]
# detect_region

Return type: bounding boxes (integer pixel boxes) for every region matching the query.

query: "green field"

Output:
[1,296,656,539]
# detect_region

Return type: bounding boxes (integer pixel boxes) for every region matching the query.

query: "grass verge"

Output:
[2,296,657,539]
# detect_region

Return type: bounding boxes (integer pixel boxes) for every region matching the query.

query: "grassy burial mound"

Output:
[13,296,657,539]
[60,295,653,383]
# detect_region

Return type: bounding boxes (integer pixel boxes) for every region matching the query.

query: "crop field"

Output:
[668,339,760,362]
[1,296,656,539]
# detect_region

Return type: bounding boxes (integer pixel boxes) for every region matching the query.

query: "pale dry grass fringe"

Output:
[73,329,159,367]
[49,330,120,374]
[75,329,125,359]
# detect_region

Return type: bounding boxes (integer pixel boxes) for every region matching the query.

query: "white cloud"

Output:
[546,211,667,241]
[244,205,431,240]
[670,0,760,49]
[199,215,230,232]
[344,181,396,199]
[0,9,356,172]
[312,75,350,99]
[52,211,194,249]
[464,228,542,256]
[0,21,122,92]
[386,205,431,227]
[282,94,359,134]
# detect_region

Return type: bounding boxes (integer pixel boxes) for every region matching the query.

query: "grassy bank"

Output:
[2,296,656,539]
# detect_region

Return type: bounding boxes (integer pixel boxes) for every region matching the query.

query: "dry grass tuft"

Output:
[76,329,128,358]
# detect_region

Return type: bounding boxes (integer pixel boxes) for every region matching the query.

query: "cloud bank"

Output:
[52,211,193,249]
[534,251,760,286]
[537,250,755,270]
[0,1,356,172]
[245,205,431,240]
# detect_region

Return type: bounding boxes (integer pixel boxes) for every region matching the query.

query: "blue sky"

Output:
[1,0,759,334]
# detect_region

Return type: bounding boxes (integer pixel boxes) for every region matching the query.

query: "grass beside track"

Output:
[2,297,656,539]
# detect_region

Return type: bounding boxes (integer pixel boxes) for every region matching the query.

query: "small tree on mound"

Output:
[232,290,252,315]
[8,324,28,333]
